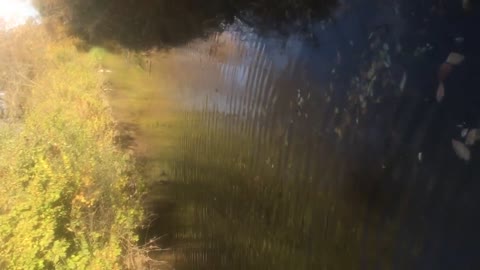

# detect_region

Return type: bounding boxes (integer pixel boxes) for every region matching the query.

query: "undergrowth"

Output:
[0,32,144,269]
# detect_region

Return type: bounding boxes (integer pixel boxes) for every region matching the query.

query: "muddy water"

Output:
[106,2,480,269]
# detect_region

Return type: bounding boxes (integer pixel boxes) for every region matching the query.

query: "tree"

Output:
[33,0,338,50]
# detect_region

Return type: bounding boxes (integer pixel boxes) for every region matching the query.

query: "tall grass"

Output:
[0,34,144,269]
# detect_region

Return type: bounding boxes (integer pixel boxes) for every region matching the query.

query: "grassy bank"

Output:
[0,26,143,269]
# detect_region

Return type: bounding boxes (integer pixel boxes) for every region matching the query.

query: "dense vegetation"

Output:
[0,22,144,269]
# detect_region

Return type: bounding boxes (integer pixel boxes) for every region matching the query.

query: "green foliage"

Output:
[88,47,107,62]
[0,39,143,269]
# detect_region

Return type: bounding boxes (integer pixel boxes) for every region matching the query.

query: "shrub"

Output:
[0,33,143,269]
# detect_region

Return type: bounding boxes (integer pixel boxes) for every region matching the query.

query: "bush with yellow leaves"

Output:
[0,28,143,269]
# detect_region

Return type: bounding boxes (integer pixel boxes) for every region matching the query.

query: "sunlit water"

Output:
[105,1,480,269]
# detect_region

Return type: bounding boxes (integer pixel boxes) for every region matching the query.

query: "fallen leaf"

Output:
[438,63,453,81]
[400,72,407,92]
[465,129,479,146]
[436,82,445,102]
[334,127,343,139]
[452,139,471,161]
[446,52,465,65]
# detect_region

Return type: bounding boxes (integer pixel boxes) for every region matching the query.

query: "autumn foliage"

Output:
[0,22,143,269]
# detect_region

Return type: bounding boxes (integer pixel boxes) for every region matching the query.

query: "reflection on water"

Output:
[40,0,338,50]
[104,1,480,269]
[160,24,400,270]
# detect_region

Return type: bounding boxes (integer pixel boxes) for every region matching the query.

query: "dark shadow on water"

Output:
[34,0,338,50]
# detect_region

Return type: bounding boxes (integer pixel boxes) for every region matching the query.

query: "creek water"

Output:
[104,1,480,269]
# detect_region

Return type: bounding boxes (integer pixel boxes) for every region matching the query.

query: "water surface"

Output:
[105,1,480,269]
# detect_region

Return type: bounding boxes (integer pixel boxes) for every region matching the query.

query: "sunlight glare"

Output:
[0,0,39,28]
